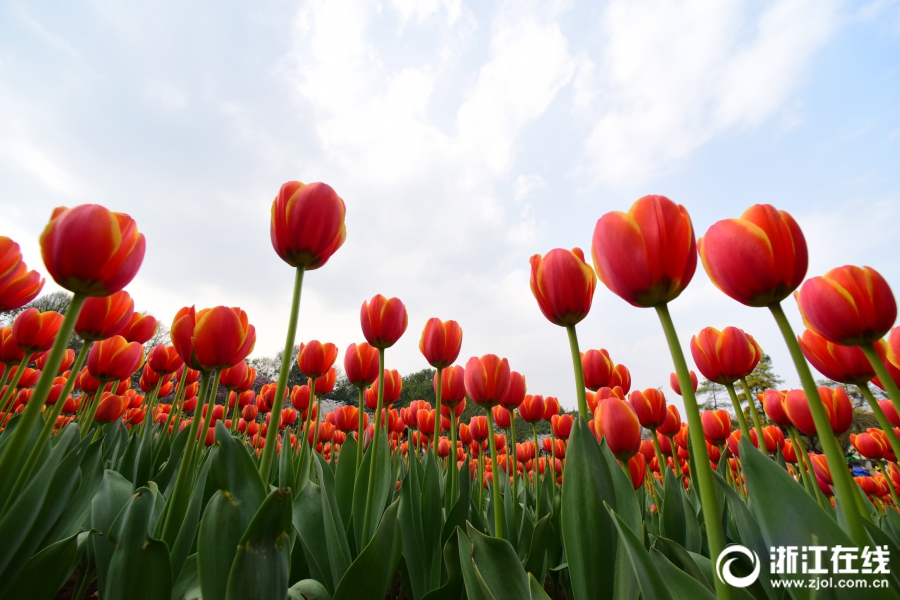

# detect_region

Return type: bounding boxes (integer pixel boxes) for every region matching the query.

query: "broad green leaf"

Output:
[560,416,619,600]
[172,553,202,600]
[4,531,89,600]
[41,437,104,549]
[655,537,713,592]
[91,469,135,598]
[133,424,158,489]
[293,480,336,592]
[422,532,464,600]
[399,451,429,600]
[154,426,189,497]
[661,467,686,549]
[288,578,332,600]
[332,498,402,600]
[225,487,293,600]
[315,453,353,589]
[441,459,471,547]
[529,573,553,600]
[334,436,358,527]
[648,549,716,600]
[465,523,531,600]
[171,455,212,581]
[351,427,391,551]
[279,433,296,493]
[456,527,490,600]
[606,505,675,600]
[116,429,140,483]
[523,514,552,581]
[862,519,900,591]
[105,487,173,600]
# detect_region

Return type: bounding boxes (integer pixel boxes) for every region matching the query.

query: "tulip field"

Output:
[3,185,900,600]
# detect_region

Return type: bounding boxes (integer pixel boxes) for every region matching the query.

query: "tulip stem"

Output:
[739,377,768,453]
[650,430,667,478]
[40,342,90,439]
[486,410,503,539]
[654,303,729,600]
[260,265,305,481]
[769,302,867,544]
[549,431,559,499]
[532,423,541,520]
[356,386,365,474]
[449,408,458,507]
[861,343,900,417]
[724,381,752,444]
[160,369,211,548]
[0,292,86,510]
[434,368,442,459]
[296,376,317,484]
[787,426,816,497]
[564,325,590,421]
[361,348,386,547]
[858,384,900,463]
[667,435,682,477]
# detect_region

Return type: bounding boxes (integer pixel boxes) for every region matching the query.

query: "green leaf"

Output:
[279,432,296,492]
[606,505,675,600]
[105,487,173,600]
[172,553,203,600]
[399,451,428,600]
[654,537,713,592]
[523,514,552,581]
[334,436,358,528]
[422,532,464,600]
[647,549,716,600]
[294,480,335,591]
[315,453,353,589]
[116,429,140,483]
[154,425,189,497]
[133,425,158,489]
[332,498,402,600]
[560,416,619,600]
[351,429,391,552]
[661,467,686,549]
[441,459,471,548]
[456,527,490,600]
[171,454,212,581]
[91,469,135,598]
[529,573,553,600]
[4,531,90,600]
[225,487,293,600]
[41,436,104,549]
[464,522,532,599]
[288,578,332,600]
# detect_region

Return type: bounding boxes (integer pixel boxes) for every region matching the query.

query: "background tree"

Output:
[696,378,727,411]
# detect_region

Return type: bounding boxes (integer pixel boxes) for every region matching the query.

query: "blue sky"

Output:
[2,0,899,414]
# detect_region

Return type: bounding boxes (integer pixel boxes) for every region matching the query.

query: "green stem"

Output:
[160,369,211,547]
[0,352,34,415]
[0,293,86,506]
[532,423,541,520]
[549,431,558,499]
[434,367,442,457]
[787,426,816,497]
[858,384,900,463]
[361,348,386,547]
[655,303,730,600]
[565,325,589,421]
[724,381,752,443]
[259,265,305,480]
[667,435,682,478]
[81,383,113,439]
[356,386,365,472]
[509,408,518,528]
[769,302,867,544]
[39,342,90,439]
[739,377,767,452]
[449,407,458,507]
[862,343,900,417]
[486,409,503,539]
[296,376,316,482]
[139,376,164,444]
[650,430,667,478]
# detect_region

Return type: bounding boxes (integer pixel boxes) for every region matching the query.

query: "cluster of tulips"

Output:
[1,185,899,600]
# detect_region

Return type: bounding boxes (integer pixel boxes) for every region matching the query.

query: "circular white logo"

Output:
[716,545,761,588]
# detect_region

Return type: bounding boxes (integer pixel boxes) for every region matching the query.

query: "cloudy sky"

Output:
[2,0,899,414]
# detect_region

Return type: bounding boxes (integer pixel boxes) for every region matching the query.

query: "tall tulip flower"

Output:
[297,340,338,379]
[699,204,868,545]
[263,180,346,481]
[591,194,727,586]
[420,318,463,456]
[609,363,632,394]
[86,335,144,383]
[529,247,596,419]
[0,237,44,311]
[581,348,613,392]
[344,341,379,467]
[119,312,158,345]
[669,370,697,396]
[594,396,642,461]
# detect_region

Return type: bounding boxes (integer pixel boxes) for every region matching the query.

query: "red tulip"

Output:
[759,389,791,426]
[784,387,853,436]
[35,348,75,374]
[880,399,900,427]
[491,406,512,428]
[120,312,158,345]
[343,342,380,388]
[542,396,561,420]
[581,348,613,392]
[529,248,596,325]
[657,405,682,436]
[417,409,439,435]
[591,195,696,307]
[171,306,256,371]
[269,181,347,269]
[810,453,832,485]
[94,392,128,423]
[518,394,545,424]
[148,345,184,375]
[360,295,408,349]
[795,265,896,346]
[242,404,259,421]
[40,204,145,296]
[458,422,473,444]
[298,340,339,379]
[701,410,731,444]
[669,370,697,396]
[230,390,255,409]
[628,453,647,489]
[750,425,784,454]
[469,416,489,441]
[12,309,64,353]
[75,291,135,341]
[87,335,144,382]
[434,365,466,406]
[441,399,465,418]
[609,364,631,394]
[419,318,463,369]
[438,437,451,458]
[368,369,402,406]
[851,431,885,461]
[0,327,25,365]
[501,371,526,409]
[594,397,642,460]
[782,440,798,463]
[0,237,44,311]
[628,388,667,430]
[798,328,879,385]
[280,408,297,427]
[551,414,573,440]
[699,204,807,307]
[465,354,510,409]
[330,405,359,432]
[690,326,761,385]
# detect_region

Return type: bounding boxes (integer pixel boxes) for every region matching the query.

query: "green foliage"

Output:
[397,368,437,409]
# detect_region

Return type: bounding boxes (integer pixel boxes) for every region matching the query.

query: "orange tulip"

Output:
[12,309,64,353]
[701,410,731,444]
[551,414,573,440]
[35,348,75,374]
[749,425,784,454]
[171,305,256,371]
[0,327,25,365]
[669,370,697,396]
[87,335,144,382]
[591,195,696,307]
[609,364,631,394]
[230,390,255,409]
[628,453,647,490]
[518,394,545,424]
[360,294,408,349]
[500,371,526,409]
[699,204,807,307]
[298,340,338,379]
[581,348,613,392]
[94,392,128,423]
[469,416,489,441]
[148,345,184,375]
[368,369,402,406]
[343,342,380,387]
[419,318,463,369]
[851,431,885,460]
[417,409,439,435]
[759,389,791,426]
[628,388,667,430]
[40,204,145,296]
[594,397,641,460]
[331,405,360,432]
[798,328,879,385]
[440,398,465,419]
[464,354,510,409]
[784,387,853,436]
[657,405,682,436]
[120,312,158,345]
[796,265,896,346]
[434,365,466,406]
[690,326,761,385]
[529,248,596,325]
[491,405,512,428]
[269,181,346,270]
[75,291,134,341]
[0,237,44,311]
